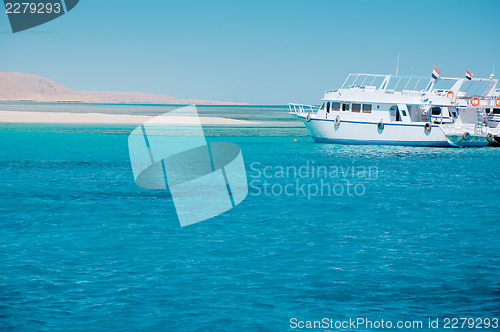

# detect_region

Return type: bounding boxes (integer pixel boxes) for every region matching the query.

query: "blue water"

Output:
[1,106,500,331]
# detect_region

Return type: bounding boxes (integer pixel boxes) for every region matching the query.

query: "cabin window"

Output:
[431,107,441,115]
[342,103,350,111]
[320,102,325,110]
[326,102,330,113]
[362,104,372,113]
[332,102,340,111]
[401,110,407,117]
[485,108,491,114]
[493,109,500,114]
[451,111,457,118]
[352,104,361,112]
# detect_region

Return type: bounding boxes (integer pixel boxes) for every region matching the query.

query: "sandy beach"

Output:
[0,111,261,126]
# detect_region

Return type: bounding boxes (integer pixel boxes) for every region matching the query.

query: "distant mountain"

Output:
[0,72,247,105]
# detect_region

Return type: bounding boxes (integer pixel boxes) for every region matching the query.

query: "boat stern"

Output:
[445,133,489,147]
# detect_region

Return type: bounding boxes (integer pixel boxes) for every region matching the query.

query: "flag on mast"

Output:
[432,66,440,79]
[466,70,473,80]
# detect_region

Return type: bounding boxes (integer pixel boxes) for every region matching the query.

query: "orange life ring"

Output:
[446,91,454,98]
[496,97,500,107]
[470,97,480,107]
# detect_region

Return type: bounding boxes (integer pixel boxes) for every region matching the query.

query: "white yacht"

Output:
[449,74,500,146]
[290,72,489,147]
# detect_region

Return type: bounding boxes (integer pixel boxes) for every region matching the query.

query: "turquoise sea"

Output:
[1,103,500,331]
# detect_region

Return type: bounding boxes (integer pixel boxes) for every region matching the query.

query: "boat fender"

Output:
[377,120,384,131]
[470,97,480,107]
[462,132,470,141]
[496,97,500,107]
[446,91,454,98]
[306,114,311,122]
[334,115,341,126]
[424,122,432,132]
[487,133,494,142]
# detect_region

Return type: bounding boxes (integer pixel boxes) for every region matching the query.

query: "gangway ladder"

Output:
[475,109,487,135]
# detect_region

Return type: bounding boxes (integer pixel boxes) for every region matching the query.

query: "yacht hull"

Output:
[298,116,487,147]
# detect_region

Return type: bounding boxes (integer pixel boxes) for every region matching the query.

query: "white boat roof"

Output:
[323,73,499,107]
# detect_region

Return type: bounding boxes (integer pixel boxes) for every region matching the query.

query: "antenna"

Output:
[395,53,400,76]
[491,63,495,79]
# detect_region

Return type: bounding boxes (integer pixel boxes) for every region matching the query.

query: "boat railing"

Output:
[486,113,500,122]
[456,95,500,107]
[387,76,429,92]
[402,90,423,97]
[340,73,388,90]
[289,103,319,115]
[339,73,433,94]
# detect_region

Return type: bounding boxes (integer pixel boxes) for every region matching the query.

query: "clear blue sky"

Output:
[1,0,499,104]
